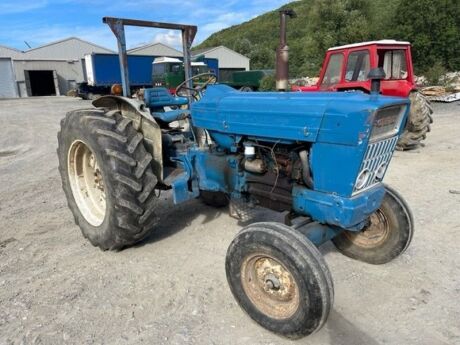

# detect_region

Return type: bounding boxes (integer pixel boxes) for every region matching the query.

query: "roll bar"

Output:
[103,17,197,97]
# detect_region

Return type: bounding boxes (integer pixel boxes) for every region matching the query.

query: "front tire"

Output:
[332,185,414,264]
[226,222,333,338]
[397,91,433,150]
[57,108,159,250]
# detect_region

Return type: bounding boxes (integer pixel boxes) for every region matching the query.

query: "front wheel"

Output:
[226,222,333,338]
[332,185,414,264]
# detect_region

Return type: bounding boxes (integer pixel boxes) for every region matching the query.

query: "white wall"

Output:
[13,59,84,96]
[22,38,113,60]
[1,38,115,97]
[128,43,182,57]
[0,46,23,59]
[198,47,250,70]
[0,58,18,98]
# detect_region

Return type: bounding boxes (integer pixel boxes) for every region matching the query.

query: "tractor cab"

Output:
[294,40,415,98]
[152,57,210,93]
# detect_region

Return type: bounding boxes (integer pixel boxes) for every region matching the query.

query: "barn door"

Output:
[24,70,32,96]
[53,70,60,96]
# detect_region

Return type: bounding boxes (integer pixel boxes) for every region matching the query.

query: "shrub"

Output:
[259,75,276,91]
[424,62,447,86]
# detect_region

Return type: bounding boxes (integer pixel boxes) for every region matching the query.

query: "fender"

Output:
[92,95,164,181]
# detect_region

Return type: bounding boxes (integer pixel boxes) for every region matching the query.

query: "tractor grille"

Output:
[353,136,399,193]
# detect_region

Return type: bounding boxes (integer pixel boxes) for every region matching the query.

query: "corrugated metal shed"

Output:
[1,38,195,97]
[192,46,250,70]
[22,37,114,60]
[127,43,182,57]
[0,45,23,59]
[0,58,18,98]
[13,59,83,97]
[5,37,115,97]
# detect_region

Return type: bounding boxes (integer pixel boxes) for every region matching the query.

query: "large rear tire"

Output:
[57,108,159,250]
[226,222,333,338]
[397,91,433,150]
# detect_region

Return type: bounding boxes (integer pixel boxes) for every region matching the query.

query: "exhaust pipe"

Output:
[276,9,296,91]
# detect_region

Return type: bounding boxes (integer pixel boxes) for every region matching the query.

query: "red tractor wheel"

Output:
[397,91,433,150]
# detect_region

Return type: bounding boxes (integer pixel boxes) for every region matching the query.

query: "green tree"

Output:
[232,38,253,57]
[249,46,276,70]
[389,0,460,73]
[195,0,460,77]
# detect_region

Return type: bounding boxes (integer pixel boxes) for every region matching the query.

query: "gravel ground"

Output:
[0,97,459,345]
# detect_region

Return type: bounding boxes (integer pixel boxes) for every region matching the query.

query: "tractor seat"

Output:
[151,109,189,123]
[144,87,189,108]
[144,87,190,123]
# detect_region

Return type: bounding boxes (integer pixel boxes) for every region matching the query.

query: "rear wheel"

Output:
[226,222,333,338]
[239,86,253,92]
[332,185,414,264]
[57,108,159,250]
[397,91,433,150]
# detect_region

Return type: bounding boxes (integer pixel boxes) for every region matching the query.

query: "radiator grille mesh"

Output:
[354,136,399,193]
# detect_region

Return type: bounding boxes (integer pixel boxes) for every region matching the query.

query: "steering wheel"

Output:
[175,72,217,101]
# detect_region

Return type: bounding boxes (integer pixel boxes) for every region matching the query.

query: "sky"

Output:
[0,0,293,52]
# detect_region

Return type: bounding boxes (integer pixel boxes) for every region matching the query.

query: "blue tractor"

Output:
[57,18,414,338]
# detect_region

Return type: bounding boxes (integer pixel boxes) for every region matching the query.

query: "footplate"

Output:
[229,197,256,222]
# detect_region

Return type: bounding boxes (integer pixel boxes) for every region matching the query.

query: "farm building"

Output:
[0,57,18,98]
[127,43,182,57]
[0,38,113,98]
[0,45,22,59]
[0,36,251,98]
[14,38,112,97]
[192,46,250,81]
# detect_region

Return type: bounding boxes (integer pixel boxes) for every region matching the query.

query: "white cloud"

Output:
[0,0,294,50]
[152,30,182,48]
[0,22,186,51]
[0,0,48,14]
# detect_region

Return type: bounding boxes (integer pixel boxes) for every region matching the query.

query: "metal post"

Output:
[106,18,131,97]
[182,27,194,98]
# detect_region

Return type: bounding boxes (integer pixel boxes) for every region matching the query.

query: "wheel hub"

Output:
[264,274,281,291]
[67,140,106,226]
[241,254,300,320]
[345,209,390,248]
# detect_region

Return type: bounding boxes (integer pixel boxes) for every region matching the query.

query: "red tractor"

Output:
[292,40,433,150]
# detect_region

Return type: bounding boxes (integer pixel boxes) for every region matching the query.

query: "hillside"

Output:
[196,0,460,78]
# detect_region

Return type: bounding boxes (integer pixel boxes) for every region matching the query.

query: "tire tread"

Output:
[57,108,159,250]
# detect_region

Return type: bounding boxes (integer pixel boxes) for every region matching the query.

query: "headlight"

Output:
[370,105,406,142]
[375,162,387,180]
[355,169,371,190]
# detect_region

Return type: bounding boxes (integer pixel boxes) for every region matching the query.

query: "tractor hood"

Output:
[192,84,409,146]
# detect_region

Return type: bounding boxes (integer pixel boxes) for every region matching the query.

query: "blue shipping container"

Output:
[86,53,157,87]
[85,54,220,87]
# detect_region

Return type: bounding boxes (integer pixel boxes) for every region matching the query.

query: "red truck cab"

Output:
[293,40,415,98]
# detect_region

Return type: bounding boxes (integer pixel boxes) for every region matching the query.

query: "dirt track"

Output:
[0,97,459,345]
